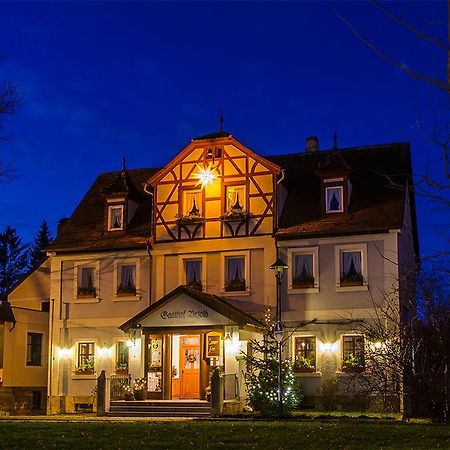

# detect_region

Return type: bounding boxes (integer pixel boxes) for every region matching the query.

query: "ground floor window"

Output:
[294,336,316,372]
[116,341,129,373]
[26,333,42,366]
[76,342,95,374]
[342,335,365,372]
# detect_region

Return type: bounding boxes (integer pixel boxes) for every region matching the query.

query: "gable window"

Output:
[225,185,246,213]
[77,266,96,297]
[340,250,363,286]
[185,259,202,291]
[294,336,316,372]
[117,264,136,295]
[325,186,343,213]
[108,205,124,231]
[183,190,202,217]
[76,342,95,374]
[116,341,129,373]
[342,335,365,372]
[27,332,42,366]
[225,256,246,292]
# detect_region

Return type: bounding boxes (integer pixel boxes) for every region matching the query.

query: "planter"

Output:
[294,367,316,373]
[75,369,94,375]
[115,369,128,375]
[123,393,134,401]
[134,390,147,400]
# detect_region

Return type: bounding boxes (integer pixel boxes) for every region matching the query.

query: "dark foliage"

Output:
[28,220,52,270]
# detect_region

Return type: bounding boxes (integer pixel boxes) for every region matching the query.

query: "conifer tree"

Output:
[0,226,28,298]
[28,220,52,270]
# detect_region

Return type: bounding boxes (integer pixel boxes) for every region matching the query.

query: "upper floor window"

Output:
[27,332,42,366]
[76,342,95,375]
[183,190,202,217]
[287,247,319,293]
[117,264,136,295]
[335,244,368,291]
[185,259,202,291]
[77,266,97,297]
[108,205,124,231]
[294,336,316,372]
[225,255,246,292]
[342,335,365,372]
[325,186,343,213]
[225,185,246,213]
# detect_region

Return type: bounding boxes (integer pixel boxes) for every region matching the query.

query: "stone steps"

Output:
[107,400,211,417]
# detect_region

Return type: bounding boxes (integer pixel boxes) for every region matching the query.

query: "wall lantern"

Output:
[320,342,338,352]
[58,348,70,359]
[98,346,110,357]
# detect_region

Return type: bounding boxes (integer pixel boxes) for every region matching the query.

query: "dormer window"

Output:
[108,205,124,231]
[325,186,343,213]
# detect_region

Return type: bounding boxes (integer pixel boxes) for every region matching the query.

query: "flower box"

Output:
[176,215,204,226]
[75,368,94,376]
[292,277,315,289]
[294,367,316,373]
[340,274,364,287]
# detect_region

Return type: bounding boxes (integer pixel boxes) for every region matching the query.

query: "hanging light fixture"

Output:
[193,162,219,189]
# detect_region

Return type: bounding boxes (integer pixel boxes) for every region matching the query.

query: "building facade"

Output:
[7,132,418,413]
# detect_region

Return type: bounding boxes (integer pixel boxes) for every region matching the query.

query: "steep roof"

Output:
[267,142,417,244]
[46,168,160,253]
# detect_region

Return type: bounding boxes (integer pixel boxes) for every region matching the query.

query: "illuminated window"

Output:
[292,254,314,288]
[108,205,124,230]
[225,185,246,213]
[294,336,316,371]
[340,250,363,286]
[183,190,202,217]
[342,335,365,372]
[116,341,129,373]
[225,256,246,292]
[77,342,95,373]
[325,186,343,213]
[77,266,96,297]
[27,333,42,366]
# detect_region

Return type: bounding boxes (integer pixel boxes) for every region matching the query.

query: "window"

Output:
[225,185,246,213]
[325,186,343,213]
[77,266,96,297]
[77,342,95,374]
[183,190,202,217]
[41,301,50,312]
[335,244,368,291]
[32,391,42,410]
[108,205,124,231]
[294,337,316,372]
[342,335,365,372]
[117,264,136,295]
[225,256,246,292]
[184,259,202,291]
[340,250,363,286]
[116,341,129,373]
[27,333,42,366]
[287,247,319,292]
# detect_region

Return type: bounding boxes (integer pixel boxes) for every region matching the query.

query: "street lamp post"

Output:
[270,257,288,417]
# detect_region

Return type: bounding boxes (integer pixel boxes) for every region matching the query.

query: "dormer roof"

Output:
[101,169,141,200]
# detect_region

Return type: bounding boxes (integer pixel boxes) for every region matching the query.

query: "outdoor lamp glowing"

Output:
[126,339,135,348]
[98,347,110,357]
[193,162,218,189]
[58,348,70,358]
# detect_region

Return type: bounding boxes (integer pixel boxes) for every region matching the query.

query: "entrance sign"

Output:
[206,333,222,358]
[140,293,235,328]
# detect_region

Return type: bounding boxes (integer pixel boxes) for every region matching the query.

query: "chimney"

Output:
[305,136,319,153]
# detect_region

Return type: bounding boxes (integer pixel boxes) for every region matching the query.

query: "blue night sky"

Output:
[0,1,448,257]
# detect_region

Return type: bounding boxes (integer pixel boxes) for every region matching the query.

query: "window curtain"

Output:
[120,265,136,287]
[226,186,245,211]
[327,187,342,211]
[185,260,202,284]
[341,251,361,277]
[111,207,123,228]
[293,254,313,279]
[81,267,94,288]
[185,191,201,216]
[227,257,244,283]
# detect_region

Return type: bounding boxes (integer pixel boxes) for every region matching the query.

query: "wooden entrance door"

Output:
[180,335,200,399]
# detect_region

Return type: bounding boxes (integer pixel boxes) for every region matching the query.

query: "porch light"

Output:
[193,162,219,189]
[269,258,289,281]
[58,348,70,359]
[320,342,338,352]
[98,347,110,357]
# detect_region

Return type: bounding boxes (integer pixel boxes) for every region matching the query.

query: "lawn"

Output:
[0,418,449,449]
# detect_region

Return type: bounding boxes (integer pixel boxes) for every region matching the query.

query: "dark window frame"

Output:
[27,332,43,366]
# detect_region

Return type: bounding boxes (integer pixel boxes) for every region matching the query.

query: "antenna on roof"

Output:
[218,107,224,132]
[333,131,338,149]
[121,155,126,172]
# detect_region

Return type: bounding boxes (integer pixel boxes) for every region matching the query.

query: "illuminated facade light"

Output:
[58,348,71,359]
[193,162,218,189]
[320,342,338,352]
[98,347,110,357]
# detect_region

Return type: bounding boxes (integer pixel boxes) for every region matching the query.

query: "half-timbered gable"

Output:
[148,132,281,243]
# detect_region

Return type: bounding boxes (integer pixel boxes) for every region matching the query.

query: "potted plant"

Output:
[133,377,147,400]
[122,385,134,401]
[77,286,97,297]
[341,355,364,373]
[75,358,94,375]
[117,283,136,296]
[294,356,316,373]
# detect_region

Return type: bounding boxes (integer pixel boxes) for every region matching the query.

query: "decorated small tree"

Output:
[241,307,303,416]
